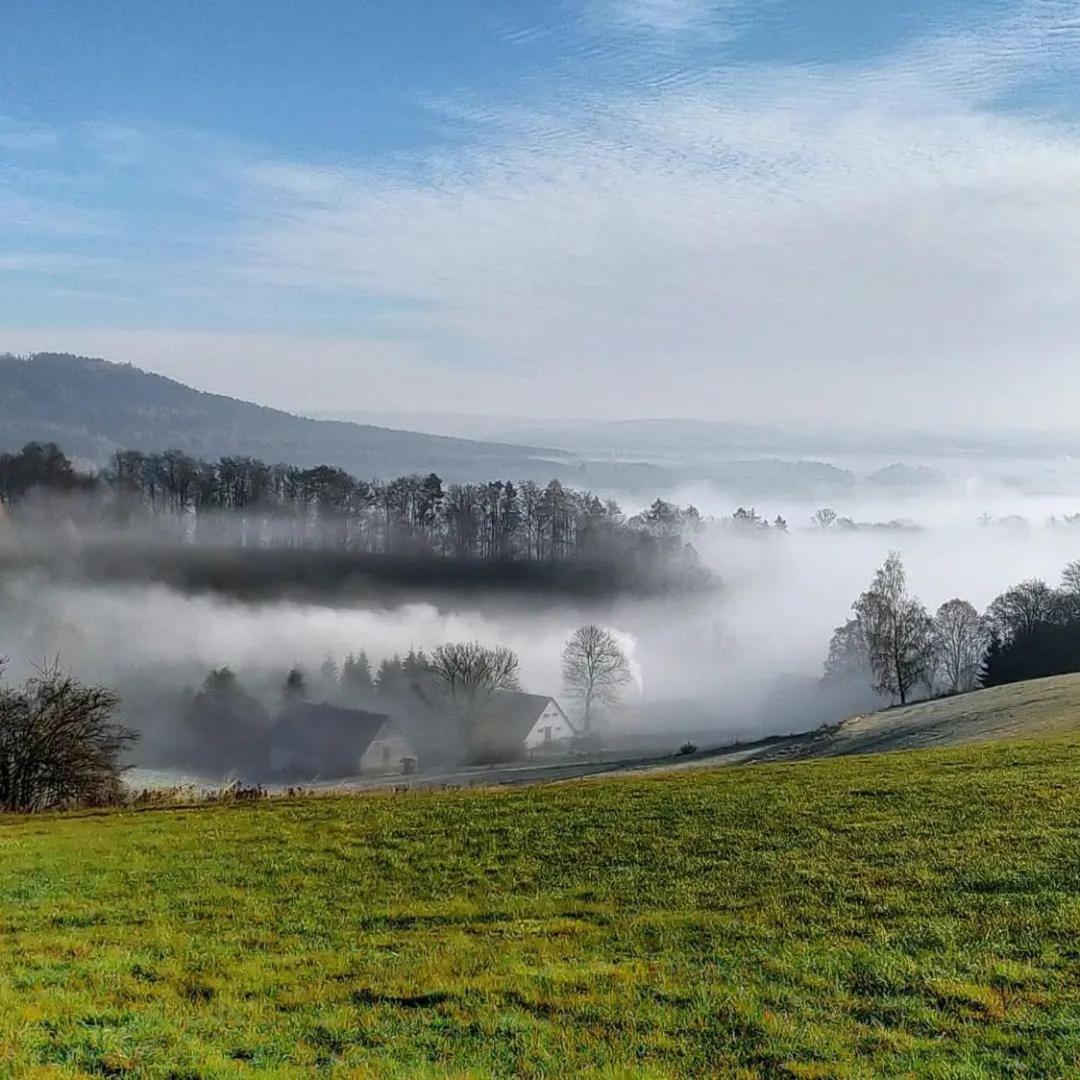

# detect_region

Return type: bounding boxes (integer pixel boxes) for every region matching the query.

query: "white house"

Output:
[522,697,577,753]
[469,691,577,762]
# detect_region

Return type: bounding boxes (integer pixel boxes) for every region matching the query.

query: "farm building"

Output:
[269,702,417,779]
[471,692,577,763]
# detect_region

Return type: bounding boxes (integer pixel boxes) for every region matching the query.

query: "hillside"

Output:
[760,673,1080,762]
[1,738,1077,1074]
[0,353,669,486]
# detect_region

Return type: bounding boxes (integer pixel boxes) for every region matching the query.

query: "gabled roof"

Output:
[272,701,394,764]
[472,692,573,746]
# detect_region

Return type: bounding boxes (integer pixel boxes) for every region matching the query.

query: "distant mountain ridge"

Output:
[0,352,953,498]
[487,416,1080,462]
[0,353,669,487]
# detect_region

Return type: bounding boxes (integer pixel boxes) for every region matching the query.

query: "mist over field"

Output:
[5,455,1080,771]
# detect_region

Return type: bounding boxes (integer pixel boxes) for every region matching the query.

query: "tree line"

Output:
[825,552,1080,704]
[1,441,706,565]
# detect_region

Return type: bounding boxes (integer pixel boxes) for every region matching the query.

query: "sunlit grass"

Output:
[1,738,1079,1076]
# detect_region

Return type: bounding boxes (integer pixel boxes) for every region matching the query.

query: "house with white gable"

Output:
[470,691,577,762]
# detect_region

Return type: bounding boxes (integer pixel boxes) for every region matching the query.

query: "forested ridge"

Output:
[0,352,668,487]
[0,441,713,598]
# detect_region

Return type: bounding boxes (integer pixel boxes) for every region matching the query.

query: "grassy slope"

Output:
[802,673,1080,759]
[2,738,1080,1077]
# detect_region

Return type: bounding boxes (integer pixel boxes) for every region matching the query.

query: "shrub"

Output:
[0,663,137,812]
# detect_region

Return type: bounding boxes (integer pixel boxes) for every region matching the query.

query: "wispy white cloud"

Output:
[202,1,1080,423]
[0,251,112,273]
[603,0,715,33]
[0,188,108,238]
[7,2,1080,426]
[0,117,58,151]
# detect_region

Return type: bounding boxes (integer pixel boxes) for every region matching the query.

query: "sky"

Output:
[3,0,1080,426]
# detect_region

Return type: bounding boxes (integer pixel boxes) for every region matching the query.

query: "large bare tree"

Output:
[429,642,520,757]
[987,579,1058,642]
[853,553,933,706]
[561,624,633,732]
[0,663,136,812]
[931,599,987,695]
[1059,560,1080,619]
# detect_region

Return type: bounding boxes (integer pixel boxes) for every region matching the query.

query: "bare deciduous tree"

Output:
[987,579,1058,642]
[0,663,136,813]
[561,624,633,731]
[1062,559,1080,597]
[1059,560,1080,620]
[430,642,520,757]
[853,552,933,706]
[931,599,987,695]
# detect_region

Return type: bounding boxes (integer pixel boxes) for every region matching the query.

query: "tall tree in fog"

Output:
[1060,560,1080,618]
[931,599,987,695]
[1062,559,1080,595]
[281,666,307,705]
[0,442,89,504]
[375,655,406,699]
[341,652,375,701]
[430,642,520,758]
[635,498,682,553]
[402,648,430,674]
[183,667,268,770]
[318,656,340,698]
[986,579,1058,642]
[823,618,872,684]
[853,553,932,706]
[561,624,633,732]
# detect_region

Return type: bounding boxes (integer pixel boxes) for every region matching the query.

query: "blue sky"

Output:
[3,0,1080,425]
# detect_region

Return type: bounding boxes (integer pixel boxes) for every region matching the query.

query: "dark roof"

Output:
[272,702,393,763]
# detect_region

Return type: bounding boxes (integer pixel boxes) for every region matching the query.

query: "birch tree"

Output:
[853,552,932,706]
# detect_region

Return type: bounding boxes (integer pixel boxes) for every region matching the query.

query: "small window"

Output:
[381,744,391,764]
[543,725,552,742]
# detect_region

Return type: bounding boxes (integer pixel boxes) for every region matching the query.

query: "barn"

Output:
[471,692,577,763]
[269,702,417,779]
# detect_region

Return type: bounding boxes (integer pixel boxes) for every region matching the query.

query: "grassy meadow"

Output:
[1,737,1079,1077]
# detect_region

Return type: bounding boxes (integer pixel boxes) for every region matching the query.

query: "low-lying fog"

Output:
[4,467,1080,764]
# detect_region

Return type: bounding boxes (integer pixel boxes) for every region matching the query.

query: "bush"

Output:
[678,742,698,756]
[0,663,137,812]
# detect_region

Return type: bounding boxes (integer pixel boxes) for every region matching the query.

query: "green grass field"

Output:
[2,736,1080,1077]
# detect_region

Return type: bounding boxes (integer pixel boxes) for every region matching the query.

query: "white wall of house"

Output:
[359,728,417,775]
[524,701,576,751]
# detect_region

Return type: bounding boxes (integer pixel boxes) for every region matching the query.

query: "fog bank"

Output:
[4,491,1080,770]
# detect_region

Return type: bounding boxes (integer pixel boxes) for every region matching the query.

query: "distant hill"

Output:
[488,416,1080,465]
[0,353,670,487]
[488,417,792,458]
[864,462,947,490]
